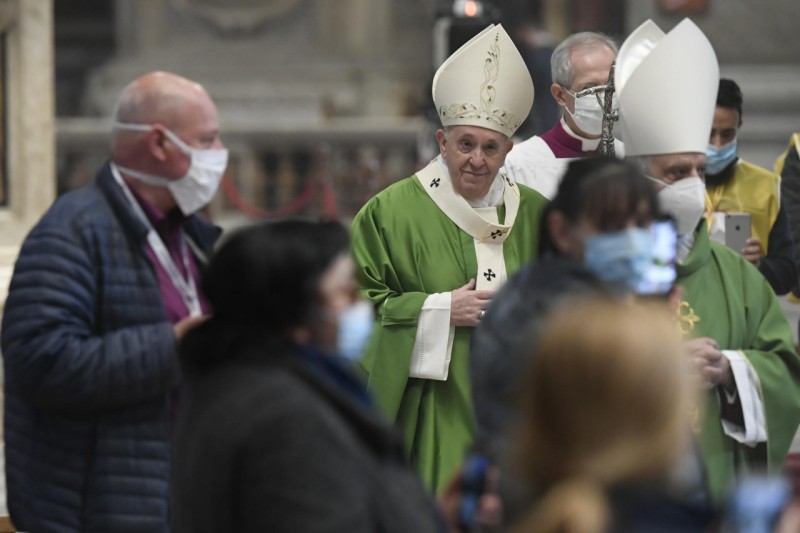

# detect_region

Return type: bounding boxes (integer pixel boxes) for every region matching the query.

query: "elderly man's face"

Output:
[551,44,616,137]
[163,91,224,170]
[647,152,707,189]
[435,125,513,201]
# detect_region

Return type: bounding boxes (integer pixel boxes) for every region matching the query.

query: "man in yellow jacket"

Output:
[704,78,796,295]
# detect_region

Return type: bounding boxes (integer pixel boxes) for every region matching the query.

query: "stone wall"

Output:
[626,0,800,64]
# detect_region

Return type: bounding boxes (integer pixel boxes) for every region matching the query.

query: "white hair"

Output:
[550,32,618,87]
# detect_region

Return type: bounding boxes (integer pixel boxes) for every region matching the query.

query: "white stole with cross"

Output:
[416,156,520,290]
[408,156,520,381]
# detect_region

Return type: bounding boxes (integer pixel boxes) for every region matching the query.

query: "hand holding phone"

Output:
[725,212,752,255]
[457,454,491,531]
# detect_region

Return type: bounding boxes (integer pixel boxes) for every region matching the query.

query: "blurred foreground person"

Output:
[471,156,661,463]
[1,71,224,532]
[471,157,711,526]
[511,298,712,533]
[171,219,446,533]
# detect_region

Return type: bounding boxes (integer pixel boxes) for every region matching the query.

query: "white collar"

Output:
[560,117,601,151]
[435,157,505,208]
[416,156,521,243]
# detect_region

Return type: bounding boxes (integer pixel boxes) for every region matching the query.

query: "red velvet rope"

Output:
[220,172,339,219]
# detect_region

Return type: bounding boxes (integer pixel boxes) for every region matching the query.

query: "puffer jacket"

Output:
[1,163,220,533]
[780,142,800,296]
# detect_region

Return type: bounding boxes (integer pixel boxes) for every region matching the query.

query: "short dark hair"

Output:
[539,157,658,254]
[717,78,743,119]
[202,218,350,330]
[181,218,351,369]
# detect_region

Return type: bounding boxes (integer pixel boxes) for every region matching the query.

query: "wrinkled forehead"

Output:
[444,125,509,143]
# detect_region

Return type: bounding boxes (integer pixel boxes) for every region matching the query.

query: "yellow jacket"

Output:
[705,159,780,256]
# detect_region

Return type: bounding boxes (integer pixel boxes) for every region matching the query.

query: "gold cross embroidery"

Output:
[677,300,700,336]
[676,300,703,434]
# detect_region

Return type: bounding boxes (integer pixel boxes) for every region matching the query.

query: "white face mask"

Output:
[114,122,229,215]
[650,176,706,236]
[564,89,613,136]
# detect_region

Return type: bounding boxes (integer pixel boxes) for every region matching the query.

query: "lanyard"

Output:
[111,164,203,317]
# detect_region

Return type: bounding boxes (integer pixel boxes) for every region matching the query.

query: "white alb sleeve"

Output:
[719,349,767,446]
[408,292,455,381]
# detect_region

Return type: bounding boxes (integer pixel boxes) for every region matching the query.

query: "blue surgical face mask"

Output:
[584,227,653,291]
[706,139,737,175]
[337,300,375,362]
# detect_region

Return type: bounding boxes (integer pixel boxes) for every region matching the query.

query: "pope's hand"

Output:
[685,337,731,390]
[450,279,492,327]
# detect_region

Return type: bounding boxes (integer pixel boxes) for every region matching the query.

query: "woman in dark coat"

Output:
[169,219,445,533]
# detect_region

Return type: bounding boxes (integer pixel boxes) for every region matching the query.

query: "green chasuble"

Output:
[677,221,800,503]
[351,160,546,493]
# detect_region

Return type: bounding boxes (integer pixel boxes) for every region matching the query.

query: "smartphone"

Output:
[457,454,490,531]
[634,216,678,297]
[725,212,752,254]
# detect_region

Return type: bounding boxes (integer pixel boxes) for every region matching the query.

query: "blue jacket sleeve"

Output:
[1,225,180,414]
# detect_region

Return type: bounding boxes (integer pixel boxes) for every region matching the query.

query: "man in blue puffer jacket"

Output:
[1,71,224,532]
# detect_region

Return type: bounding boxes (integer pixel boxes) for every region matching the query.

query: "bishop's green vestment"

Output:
[351,161,546,493]
[678,222,800,503]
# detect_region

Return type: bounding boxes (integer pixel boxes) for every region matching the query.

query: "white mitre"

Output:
[614,18,719,157]
[432,24,534,138]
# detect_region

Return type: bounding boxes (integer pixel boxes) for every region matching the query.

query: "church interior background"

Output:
[0,0,797,521]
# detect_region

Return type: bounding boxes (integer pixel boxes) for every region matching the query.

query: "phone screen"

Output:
[457,454,490,531]
[634,217,678,296]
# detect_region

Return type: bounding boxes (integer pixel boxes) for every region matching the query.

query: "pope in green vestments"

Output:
[352,162,545,492]
[351,24,546,492]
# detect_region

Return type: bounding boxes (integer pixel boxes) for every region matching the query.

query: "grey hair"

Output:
[550,32,619,87]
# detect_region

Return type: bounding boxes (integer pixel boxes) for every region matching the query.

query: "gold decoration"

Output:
[677,300,700,336]
[438,33,522,133]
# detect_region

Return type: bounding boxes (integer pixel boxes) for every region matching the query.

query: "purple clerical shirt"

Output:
[539,119,601,158]
[128,188,211,324]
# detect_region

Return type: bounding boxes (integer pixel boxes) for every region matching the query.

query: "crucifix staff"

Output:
[574,61,618,156]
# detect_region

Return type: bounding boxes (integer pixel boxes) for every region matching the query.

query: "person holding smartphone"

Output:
[510,298,713,533]
[470,157,708,527]
[704,78,796,295]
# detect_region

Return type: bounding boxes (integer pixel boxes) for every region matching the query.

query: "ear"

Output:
[436,129,447,156]
[551,83,568,108]
[146,125,170,162]
[547,210,577,256]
